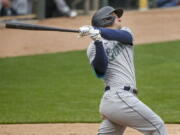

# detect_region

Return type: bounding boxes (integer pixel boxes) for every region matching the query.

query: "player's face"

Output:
[111,13,122,29]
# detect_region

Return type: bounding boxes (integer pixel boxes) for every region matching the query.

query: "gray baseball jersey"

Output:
[86,27,168,135]
[87,27,136,89]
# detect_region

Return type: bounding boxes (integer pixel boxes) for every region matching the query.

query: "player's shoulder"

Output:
[87,42,96,64]
[87,42,95,51]
[121,27,134,35]
[87,42,95,55]
[121,27,135,44]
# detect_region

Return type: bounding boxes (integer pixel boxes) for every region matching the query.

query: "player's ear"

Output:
[118,18,121,22]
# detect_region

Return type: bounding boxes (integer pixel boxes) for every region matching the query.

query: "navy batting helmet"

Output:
[91,6,123,27]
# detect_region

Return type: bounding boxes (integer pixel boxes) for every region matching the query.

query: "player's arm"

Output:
[97,27,133,45]
[80,26,108,77]
[87,41,108,78]
[92,40,108,77]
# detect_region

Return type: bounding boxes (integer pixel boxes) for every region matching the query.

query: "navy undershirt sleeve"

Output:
[92,40,108,78]
[97,28,133,45]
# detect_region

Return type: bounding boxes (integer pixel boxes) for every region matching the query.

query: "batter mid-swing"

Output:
[79,6,168,135]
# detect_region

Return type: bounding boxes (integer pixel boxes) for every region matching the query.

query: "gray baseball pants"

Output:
[98,86,168,135]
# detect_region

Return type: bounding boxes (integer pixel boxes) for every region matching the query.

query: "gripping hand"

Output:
[79,25,102,41]
[89,29,102,41]
[79,25,93,37]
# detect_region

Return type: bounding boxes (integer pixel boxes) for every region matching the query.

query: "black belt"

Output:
[105,86,138,95]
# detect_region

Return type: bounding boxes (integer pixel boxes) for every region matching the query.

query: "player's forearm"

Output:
[97,28,133,45]
[92,40,108,77]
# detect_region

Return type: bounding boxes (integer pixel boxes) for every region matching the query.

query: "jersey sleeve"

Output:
[97,27,133,45]
[87,41,108,78]
[121,27,135,44]
[87,43,96,64]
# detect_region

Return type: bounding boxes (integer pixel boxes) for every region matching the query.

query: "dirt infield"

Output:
[0,7,180,135]
[0,7,180,58]
[0,123,180,135]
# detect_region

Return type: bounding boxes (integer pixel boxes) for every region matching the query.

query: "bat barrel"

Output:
[5,22,79,33]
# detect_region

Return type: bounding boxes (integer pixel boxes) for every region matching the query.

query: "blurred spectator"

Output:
[177,0,180,5]
[45,0,77,18]
[12,0,32,15]
[104,0,138,10]
[0,0,32,16]
[0,0,17,16]
[157,0,178,8]
[109,0,128,9]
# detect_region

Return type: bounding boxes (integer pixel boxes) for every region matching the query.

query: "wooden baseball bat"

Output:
[5,22,79,33]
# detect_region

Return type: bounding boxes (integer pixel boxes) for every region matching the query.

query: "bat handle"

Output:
[62,29,80,33]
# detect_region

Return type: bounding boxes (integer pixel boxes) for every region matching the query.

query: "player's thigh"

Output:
[100,91,166,134]
[116,92,166,134]
[98,119,126,135]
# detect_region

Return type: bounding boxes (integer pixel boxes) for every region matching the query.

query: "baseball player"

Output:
[79,6,168,135]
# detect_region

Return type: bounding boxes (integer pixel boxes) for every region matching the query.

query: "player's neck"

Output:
[105,25,122,29]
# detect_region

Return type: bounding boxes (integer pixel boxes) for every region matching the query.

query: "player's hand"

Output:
[89,29,102,41]
[79,25,93,37]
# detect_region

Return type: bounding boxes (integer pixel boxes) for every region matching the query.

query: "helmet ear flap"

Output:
[92,15,115,27]
[102,15,116,26]
[103,15,115,21]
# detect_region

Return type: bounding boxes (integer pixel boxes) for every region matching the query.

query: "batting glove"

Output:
[79,25,93,37]
[89,29,102,41]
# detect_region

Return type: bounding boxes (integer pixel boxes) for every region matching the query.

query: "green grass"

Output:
[135,41,180,123]
[0,40,180,124]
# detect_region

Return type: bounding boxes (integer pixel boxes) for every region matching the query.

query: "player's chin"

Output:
[116,25,122,29]
[114,23,122,29]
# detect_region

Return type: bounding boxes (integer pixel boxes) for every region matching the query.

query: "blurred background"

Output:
[0,0,180,19]
[0,0,180,57]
